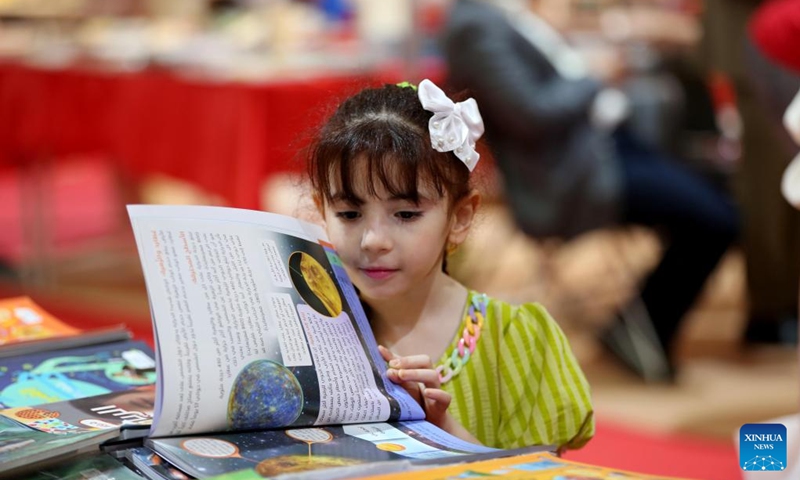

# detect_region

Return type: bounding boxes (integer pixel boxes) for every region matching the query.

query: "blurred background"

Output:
[0,0,798,478]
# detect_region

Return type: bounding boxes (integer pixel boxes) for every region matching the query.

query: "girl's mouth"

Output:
[361,268,398,280]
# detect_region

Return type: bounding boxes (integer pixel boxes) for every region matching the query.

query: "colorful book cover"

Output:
[0,339,157,408]
[0,296,133,360]
[1,385,155,434]
[126,447,198,480]
[24,453,143,480]
[360,451,691,480]
[0,296,79,345]
[0,415,120,476]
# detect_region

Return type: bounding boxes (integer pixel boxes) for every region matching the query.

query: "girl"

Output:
[306,79,594,451]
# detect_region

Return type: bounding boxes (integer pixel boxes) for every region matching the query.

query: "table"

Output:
[0,62,442,209]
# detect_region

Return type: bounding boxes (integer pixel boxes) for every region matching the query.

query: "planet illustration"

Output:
[375,442,406,452]
[227,360,303,430]
[289,252,343,317]
[254,454,363,476]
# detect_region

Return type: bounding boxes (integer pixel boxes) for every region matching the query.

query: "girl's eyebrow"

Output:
[390,193,418,202]
[330,192,434,206]
[330,192,364,206]
[389,194,435,205]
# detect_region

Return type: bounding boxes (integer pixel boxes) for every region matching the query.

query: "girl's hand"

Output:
[378,345,481,445]
[378,345,449,423]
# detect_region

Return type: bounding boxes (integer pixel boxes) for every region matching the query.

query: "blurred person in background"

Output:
[746,3,800,477]
[742,0,800,345]
[692,0,799,347]
[440,0,740,382]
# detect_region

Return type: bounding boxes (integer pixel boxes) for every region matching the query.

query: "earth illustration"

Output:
[255,454,362,476]
[227,360,303,430]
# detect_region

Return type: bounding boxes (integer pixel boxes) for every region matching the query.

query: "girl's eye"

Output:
[335,211,360,221]
[396,211,422,221]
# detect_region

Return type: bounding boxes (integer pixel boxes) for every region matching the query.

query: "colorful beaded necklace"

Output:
[436,293,488,384]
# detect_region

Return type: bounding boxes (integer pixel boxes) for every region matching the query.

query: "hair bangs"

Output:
[314,117,454,204]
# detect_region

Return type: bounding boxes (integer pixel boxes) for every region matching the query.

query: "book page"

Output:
[146,420,497,479]
[127,206,423,438]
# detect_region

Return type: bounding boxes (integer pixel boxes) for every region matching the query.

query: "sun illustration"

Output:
[290,252,343,317]
[375,443,406,452]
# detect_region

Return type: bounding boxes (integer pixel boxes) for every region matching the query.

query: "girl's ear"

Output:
[312,194,326,220]
[448,190,481,247]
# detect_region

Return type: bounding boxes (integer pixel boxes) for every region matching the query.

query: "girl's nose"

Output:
[360,221,392,253]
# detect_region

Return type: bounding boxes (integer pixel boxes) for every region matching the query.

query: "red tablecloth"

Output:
[0,63,441,209]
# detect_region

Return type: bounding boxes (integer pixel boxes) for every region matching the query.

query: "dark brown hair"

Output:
[307,83,471,210]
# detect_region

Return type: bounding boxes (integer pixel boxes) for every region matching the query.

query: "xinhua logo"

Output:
[739,423,787,471]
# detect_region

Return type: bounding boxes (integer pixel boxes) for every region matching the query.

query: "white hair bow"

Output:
[782,89,800,208]
[417,79,485,172]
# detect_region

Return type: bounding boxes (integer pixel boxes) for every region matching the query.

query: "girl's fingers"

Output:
[422,388,451,404]
[422,388,452,419]
[387,354,432,370]
[377,345,395,363]
[379,352,456,435]
[385,370,425,404]
[377,348,433,371]
[392,368,441,388]
[385,368,401,384]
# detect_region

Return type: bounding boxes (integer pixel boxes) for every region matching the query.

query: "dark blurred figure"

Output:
[744,0,800,344]
[440,0,740,382]
[697,0,800,346]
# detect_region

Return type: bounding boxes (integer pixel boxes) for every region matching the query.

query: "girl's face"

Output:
[321,171,476,303]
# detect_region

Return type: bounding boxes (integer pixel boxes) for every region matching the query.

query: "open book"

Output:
[196,450,692,480]
[127,205,542,478]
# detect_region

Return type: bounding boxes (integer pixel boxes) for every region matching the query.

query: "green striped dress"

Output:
[437,291,594,451]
